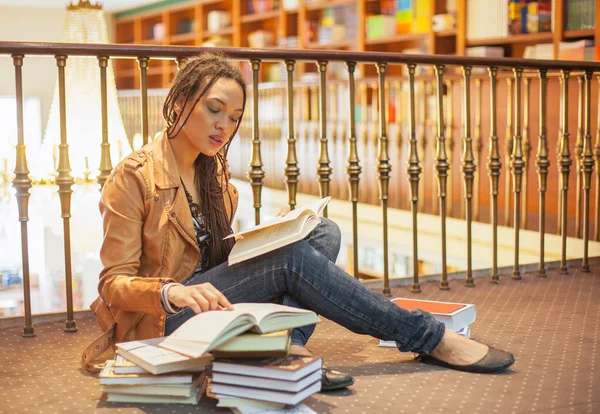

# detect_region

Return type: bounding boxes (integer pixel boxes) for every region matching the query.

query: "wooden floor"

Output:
[1,263,599,414]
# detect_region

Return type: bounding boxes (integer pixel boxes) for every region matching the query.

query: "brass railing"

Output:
[1,41,599,338]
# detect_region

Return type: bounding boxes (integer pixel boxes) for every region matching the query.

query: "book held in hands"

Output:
[226,197,330,265]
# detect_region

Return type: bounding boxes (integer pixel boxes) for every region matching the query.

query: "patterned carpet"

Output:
[1,264,599,414]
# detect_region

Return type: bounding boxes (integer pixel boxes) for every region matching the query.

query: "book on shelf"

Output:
[211,380,321,406]
[115,337,213,375]
[212,355,322,382]
[159,303,320,359]
[102,371,206,397]
[99,360,197,386]
[230,403,317,414]
[226,197,330,265]
[213,369,322,393]
[212,329,292,359]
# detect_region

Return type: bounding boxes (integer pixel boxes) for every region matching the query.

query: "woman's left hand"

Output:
[277,206,290,217]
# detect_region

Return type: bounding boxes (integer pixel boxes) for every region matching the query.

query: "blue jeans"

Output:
[165,218,445,354]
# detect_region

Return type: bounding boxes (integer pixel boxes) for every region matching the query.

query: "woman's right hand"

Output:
[167,282,234,313]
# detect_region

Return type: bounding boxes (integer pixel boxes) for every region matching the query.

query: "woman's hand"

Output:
[277,206,291,217]
[167,282,234,314]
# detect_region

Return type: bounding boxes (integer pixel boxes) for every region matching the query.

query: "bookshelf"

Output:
[113,0,598,89]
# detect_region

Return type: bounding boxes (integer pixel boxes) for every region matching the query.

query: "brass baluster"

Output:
[474,78,483,221]
[285,60,300,211]
[407,64,422,293]
[346,62,361,279]
[248,60,264,224]
[376,62,391,296]
[446,79,455,217]
[317,61,332,217]
[559,70,572,273]
[510,68,525,280]
[580,71,594,272]
[487,67,501,284]
[435,65,450,290]
[360,82,368,146]
[574,76,585,238]
[418,82,427,212]
[12,55,35,338]
[462,66,475,287]
[595,75,600,241]
[535,69,550,278]
[521,77,531,229]
[98,56,112,190]
[504,78,513,226]
[137,57,149,146]
[55,55,77,333]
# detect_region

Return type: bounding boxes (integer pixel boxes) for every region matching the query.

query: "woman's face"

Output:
[176,77,244,157]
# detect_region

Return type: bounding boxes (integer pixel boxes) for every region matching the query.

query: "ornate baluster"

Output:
[12,55,35,337]
[97,56,112,190]
[317,61,332,217]
[346,62,361,279]
[418,82,427,212]
[376,62,391,296]
[462,66,475,287]
[285,60,300,211]
[445,79,455,217]
[504,78,513,226]
[559,70,572,274]
[473,78,483,222]
[55,55,77,333]
[580,71,594,272]
[435,65,450,290]
[521,76,531,229]
[248,60,264,224]
[535,69,550,278]
[574,76,585,238]
[407,64,422,293]
[557,76,564,235]
[487,67,501,284]
[510,68,525,280]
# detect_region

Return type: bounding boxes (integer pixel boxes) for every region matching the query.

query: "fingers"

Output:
[203,283,234,310]
[183,283,234,313]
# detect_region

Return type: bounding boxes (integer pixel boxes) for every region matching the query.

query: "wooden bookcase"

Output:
[113,0,599,89]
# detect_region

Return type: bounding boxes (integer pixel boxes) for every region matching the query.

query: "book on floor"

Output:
[230,403,317,413]
[212,355,322,382]
[213,369,321,393]
[211,380,321,406]
[113,353,148,374]
[115,337,213,375]
[216,394,286,409]
[212,329,291,359]
[105,380,205,405]
[99,360,196,386]
[390,298,476,332]
[159,303,319,359]
[102,371,206,397]
[226,197,330,265]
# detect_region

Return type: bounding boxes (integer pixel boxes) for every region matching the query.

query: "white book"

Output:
[159,303,320,359]
[99,360,195,386]
[230,403,317,414]
[217,394,286,409]
[113,354,148,374]
[226,197,330,265]
[211,380,321,405]
[212,355,322,382]
[116,337,212,375]
[106,386,203,404]
[213,370,321,393]
[102,372,206,397]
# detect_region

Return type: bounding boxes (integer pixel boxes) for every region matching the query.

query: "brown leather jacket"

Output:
[91,132,238,345]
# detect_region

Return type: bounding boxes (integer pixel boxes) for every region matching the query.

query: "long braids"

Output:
[163,52,247,269]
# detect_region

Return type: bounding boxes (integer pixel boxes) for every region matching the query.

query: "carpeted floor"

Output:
[1,264,599,414]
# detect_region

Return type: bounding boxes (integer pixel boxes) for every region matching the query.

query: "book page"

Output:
[230,215,310,255]
[231,303,316,325]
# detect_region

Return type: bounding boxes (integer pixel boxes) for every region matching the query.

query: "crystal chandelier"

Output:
[38,0,131,182]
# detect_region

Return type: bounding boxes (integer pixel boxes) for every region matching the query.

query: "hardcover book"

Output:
[212,355,322,382]
[389,298,476,332]
[212,329,291,358]
[99,360,196,386]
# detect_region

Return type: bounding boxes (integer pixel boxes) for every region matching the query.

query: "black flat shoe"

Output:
[419,347,515,374]
[320,367,354,391]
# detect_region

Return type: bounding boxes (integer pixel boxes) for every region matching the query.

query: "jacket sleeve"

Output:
[98,161,174,315]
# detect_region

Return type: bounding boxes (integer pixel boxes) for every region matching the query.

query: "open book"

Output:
[159,303,320,359]
[226,197,330,265]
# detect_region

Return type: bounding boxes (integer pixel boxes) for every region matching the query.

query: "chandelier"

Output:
[37,0,131,182]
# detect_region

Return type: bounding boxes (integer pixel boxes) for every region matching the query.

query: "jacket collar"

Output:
[152,131,181,190]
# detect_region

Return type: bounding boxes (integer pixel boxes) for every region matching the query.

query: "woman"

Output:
[90,53,514,386]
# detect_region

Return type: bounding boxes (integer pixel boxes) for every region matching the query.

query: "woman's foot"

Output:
[289,345,354,390]
[423,329,515,373]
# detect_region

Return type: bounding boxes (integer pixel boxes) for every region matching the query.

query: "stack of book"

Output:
[210,355,323,410]
[379,298,476,348]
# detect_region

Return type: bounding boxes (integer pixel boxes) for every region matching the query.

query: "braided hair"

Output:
[163,52,247,269]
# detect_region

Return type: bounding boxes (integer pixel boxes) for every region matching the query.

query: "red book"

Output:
[391,298,476,332]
